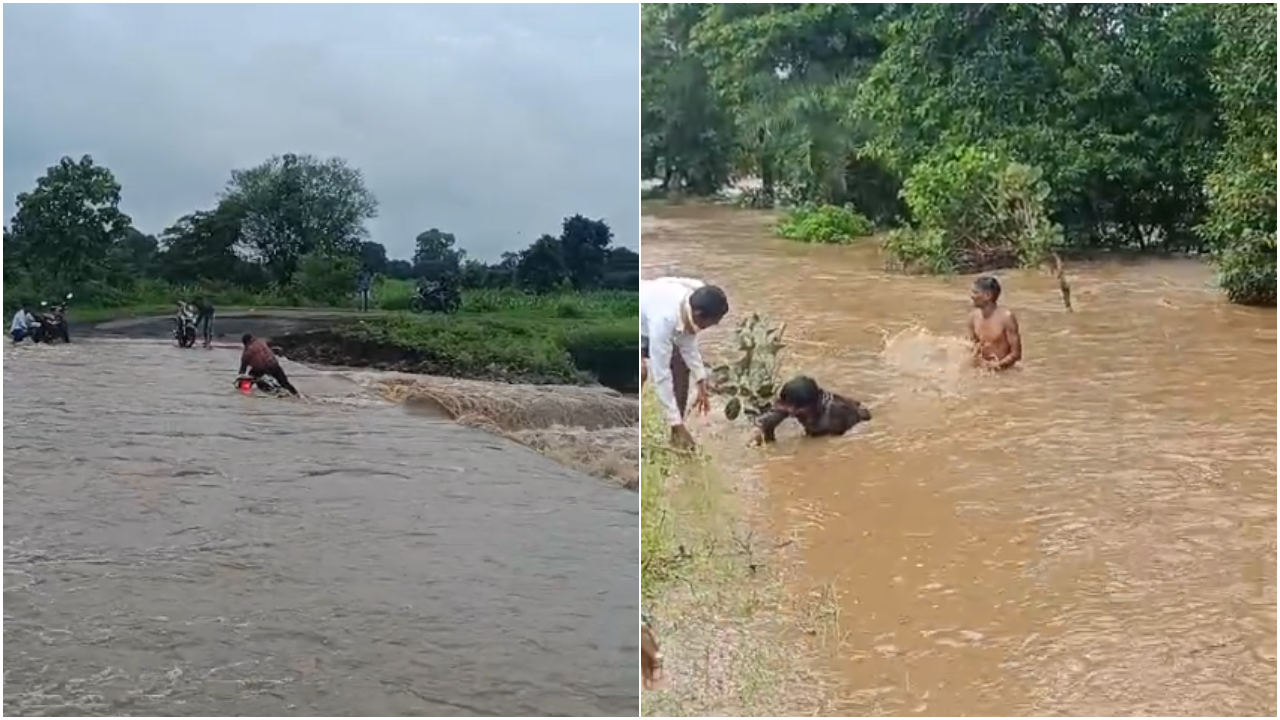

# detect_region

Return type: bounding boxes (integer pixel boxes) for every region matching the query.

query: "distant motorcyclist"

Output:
[10,302,37,343]
[238,333,300,396]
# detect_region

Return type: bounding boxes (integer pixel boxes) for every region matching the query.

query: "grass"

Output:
[328,312,634,384]
[54,280,636,322]
[640,393,838,717]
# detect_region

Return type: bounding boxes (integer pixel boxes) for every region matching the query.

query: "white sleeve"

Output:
[674,331,707,383]
[645,315,685,427]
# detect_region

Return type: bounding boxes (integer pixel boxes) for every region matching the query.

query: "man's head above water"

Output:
[689,285,730,330]
[971,275,1002,308]
[776,375,823,417]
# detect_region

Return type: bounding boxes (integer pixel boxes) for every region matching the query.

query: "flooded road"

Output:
[4,340,637,716]
[643,204,1276,717]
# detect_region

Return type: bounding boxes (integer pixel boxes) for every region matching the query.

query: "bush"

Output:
[888,146,1062,274]
[774,204,874,244]
[1199,5,1276,307]
[292,252,360,305]
[1215,229,1276,306]
[344,314,579,380]
[327,313,637,386]
[561,324,639,390]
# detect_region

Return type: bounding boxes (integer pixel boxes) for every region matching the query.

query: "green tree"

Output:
[1200,3,1276,306]
[642,3,1273,306]
[291,251,360,304]
[358,241,389,275]
[108,227,161,281]
[6,155,133,292]
[559,214,613,290]
[156,202,249,286]
[516,234,570,294]
[412,228,464,276]
[223,153,378,284]
[641,3,735,195]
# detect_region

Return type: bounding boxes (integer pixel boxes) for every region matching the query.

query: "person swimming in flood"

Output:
[750,375,871,445]
[967,275,1022,371]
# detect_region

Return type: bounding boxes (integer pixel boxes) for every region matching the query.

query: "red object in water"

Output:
[238,378,253,394]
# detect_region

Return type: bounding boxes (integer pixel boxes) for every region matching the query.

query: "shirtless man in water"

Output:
[967,275,1022,371]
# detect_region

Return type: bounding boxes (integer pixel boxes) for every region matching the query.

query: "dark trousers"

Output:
[640,338,689,419]
[196,309,214,343]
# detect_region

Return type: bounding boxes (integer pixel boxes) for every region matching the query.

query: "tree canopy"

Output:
[642,3,1275,305]
[4,153,637,307]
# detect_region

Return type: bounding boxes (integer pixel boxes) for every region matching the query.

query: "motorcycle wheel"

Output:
[58,325,70,344]
[410,296,425,313]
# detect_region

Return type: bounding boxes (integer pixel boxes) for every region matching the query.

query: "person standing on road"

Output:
[356,269,372,312]
[191,295,215,348]
[640,276,729,450]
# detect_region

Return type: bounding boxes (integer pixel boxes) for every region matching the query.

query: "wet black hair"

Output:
[241,333,254,346]
[973,275,1002,299]
[689,285,729,325]
[779,375,822,409]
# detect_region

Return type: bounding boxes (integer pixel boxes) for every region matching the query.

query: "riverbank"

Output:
[85,308,638,392]
[639,397,837,716]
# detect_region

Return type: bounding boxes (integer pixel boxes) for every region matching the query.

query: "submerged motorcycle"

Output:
[31,293,73,344]
[174,303,198,348]
[234,374,288,396]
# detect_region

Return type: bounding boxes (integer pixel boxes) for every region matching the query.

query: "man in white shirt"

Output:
[640,277,730,449]
[10,302,37,343]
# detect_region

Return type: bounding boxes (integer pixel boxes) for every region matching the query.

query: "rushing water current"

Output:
[3,339,637,716]
[644,204,1276,717]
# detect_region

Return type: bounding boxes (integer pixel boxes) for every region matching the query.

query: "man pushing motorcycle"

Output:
[238,333,300,396]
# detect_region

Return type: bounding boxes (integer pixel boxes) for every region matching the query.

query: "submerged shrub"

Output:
[774,204,874,245]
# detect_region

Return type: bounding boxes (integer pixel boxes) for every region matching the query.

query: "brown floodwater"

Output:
[643,204,1276,717]
[3,339,637,716]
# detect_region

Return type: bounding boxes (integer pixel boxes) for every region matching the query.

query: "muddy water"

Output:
[3,340,637,716]
[643,204,1276,717]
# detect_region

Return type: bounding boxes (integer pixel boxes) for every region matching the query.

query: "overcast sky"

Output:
[3,4,639,261]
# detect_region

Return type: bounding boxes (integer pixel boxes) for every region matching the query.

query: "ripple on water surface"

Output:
[3,340,638,716]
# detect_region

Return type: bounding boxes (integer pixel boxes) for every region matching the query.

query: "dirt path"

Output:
[83,309,362,342]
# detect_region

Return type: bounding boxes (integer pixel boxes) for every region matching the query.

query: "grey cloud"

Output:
[3,3,639,260]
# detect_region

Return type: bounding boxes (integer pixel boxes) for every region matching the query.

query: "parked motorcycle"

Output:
[410,279,462,314]
[174,303,198,348]
[31,293,73,344]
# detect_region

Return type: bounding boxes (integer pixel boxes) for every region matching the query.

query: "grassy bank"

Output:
[273,311,636,388]
[60,285,637,390]
[51,283,635,321]
[640,396,836,717]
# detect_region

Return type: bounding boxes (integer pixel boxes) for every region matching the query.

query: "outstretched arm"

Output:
[753,407,789,444]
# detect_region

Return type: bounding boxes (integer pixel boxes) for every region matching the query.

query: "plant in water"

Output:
[709,312,787,421]
[774,204,874,245]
